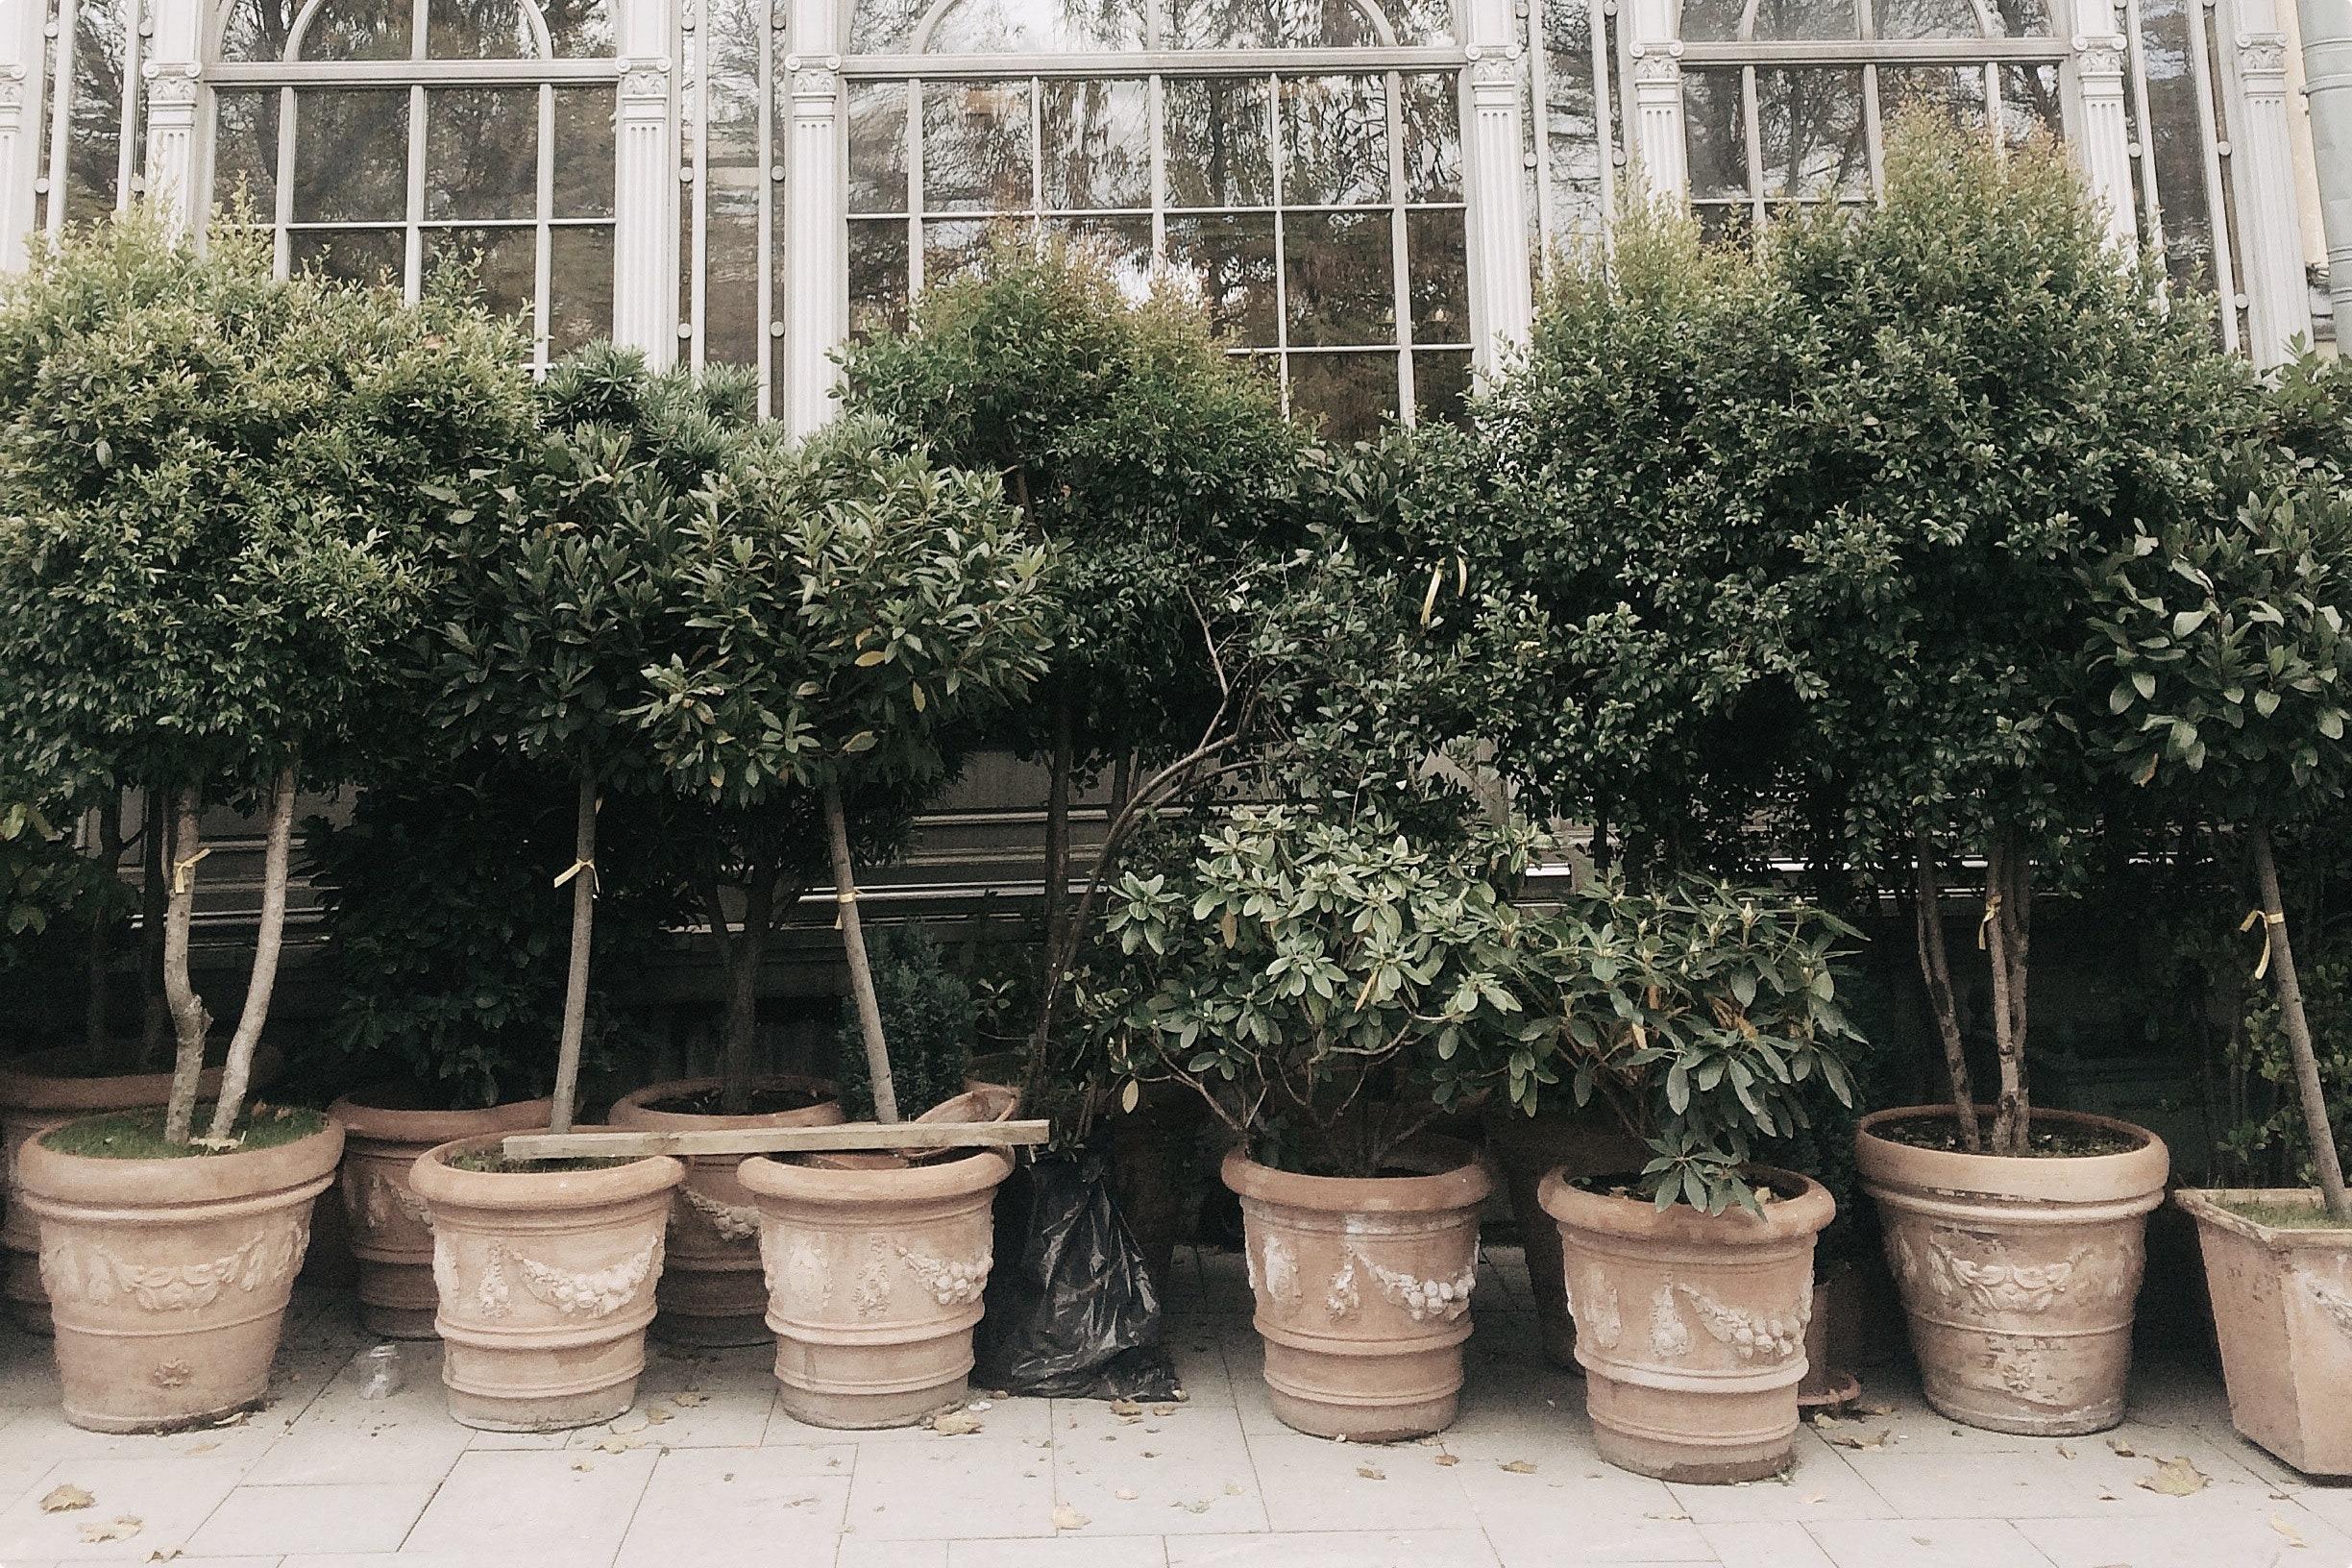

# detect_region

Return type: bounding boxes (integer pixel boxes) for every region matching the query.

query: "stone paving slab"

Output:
[0,1245,2336,1567]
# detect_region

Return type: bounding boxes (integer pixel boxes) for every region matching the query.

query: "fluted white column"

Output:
[781,0,844,435]
[612,0,677,365]
[2228,0,2315,364]
[142,0,201,234]
[2069,8,2140,253]
[0,0,41,269]
[2300,0,2352,328]
[1624,0,1686,202]
[1463,0,1531,373]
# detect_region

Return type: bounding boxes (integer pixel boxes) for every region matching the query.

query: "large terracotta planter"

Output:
[610,1075,842,1346]
[330,1087,554,1339]
[409,1135,684,1432]
[1,1049,238,1334]
[1223,1140,1494,1441]
[2177,1188,2352,1477]
[1482,1103,1650,1368]
[18,1116,340,1433]
[1539,1165,1832,1483]
[739,1146,1013,1429]
[1855,1105,2168,1436]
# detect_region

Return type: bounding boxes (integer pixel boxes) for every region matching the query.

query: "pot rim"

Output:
[17,1116,344,1208]
[1535,1164,1834,1244]
[0,1046,243,1111]
[1855,1105,2169,1205]
[409,1133,684,1212]
[1219,1138,1496,1213]
[737,1145,1014,1206]
[2176,1187,2352,1251]
[331,1088,555,1143]
[611,1074,844,1131]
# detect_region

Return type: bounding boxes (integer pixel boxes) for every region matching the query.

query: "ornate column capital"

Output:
[1628,39,1685,84]
[2236,30,2291,79]
[2070,33,2128,79]
[141,61,201,110]
[618,57,673,99]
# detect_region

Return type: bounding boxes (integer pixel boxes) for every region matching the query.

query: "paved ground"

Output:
[0,1244,2338,1567]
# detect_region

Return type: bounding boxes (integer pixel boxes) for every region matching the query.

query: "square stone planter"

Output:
[2177,1188,2352,1478]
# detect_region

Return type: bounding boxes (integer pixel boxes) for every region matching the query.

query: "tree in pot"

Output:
[2084,464,2352,1473]
[631,414,1057,1426]
[0,214,530,1429]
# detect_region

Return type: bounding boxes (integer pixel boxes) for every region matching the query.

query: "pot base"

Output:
[448,1380,640,1433]
[1267,1386,1457,1444]
[61,1393,265,1437]
[1921,1386,2121,1438]
[776,1374,966,1431]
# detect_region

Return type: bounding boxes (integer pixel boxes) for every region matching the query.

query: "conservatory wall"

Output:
[0,0,2333,438]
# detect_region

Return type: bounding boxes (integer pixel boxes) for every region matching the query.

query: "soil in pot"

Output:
[611,1075,844,1348]
[1539,1164,1833,1483]
[18,1105,340,1433]
[1223,1139,1495,1442]
[409,1134,684,1432]
[1482,1103,1650,1370]
[2177,1188,2352,1477]
[330,1085,555,1339]
[1855,1105,2168,1437]
[739,1145,1014,1430]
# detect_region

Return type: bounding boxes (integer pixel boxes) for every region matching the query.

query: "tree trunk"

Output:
[551,767,598,1137]
[718,864,778,1117]
[2251,822,2350,1219]
[83,791,121,1064]
[824,782,898,1124]
[1911,833,1979,1152]
[159,789,211,1146]
[1983,832,2031,1156]
[1041,696,1074,955]
[205,768,293,1144]
[139,794,169,1068]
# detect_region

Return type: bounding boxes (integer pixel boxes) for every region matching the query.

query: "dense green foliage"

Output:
[836,925,978,1122]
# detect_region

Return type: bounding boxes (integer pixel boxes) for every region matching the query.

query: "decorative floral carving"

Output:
[40,1219,306,1313]
[1930,1240,2086,1313]
[1629,44,1684,84]
[141,63,199,108]
[505,1238,662,1317]
[1325,1253,1361,1317]
[1260,1234,1301,1307]
[1648,1284,1691,1360]
[475,1243,511,1318]
[432,1234,458,1305]
[1568,1269,1622,1350]
[2071,35,2128,76]
[619,59,672,98]
[852,1237,893,1318]
[1355,1252,1477,1323]
[152,1360,191,1388]
[677,1187,760,1243]
[894,1242,990,1307]
[1675,1284,1806,1360]
[351,1170,428,1235]
[2238,32,2290,75]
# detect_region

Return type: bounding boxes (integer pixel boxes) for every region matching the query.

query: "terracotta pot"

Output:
[1482,1103,1650,1368]
[17,1116,341,1433]
[0,1048,242,1334]
[329,1088,555,1339]
[738,1146,1013,1429]
[1539,1165,1833,1483]
[1797,1262,1862,1410]
[1855,1105,2168,1436]
[610,1075,843,1347]
[2177,1188,2352,1477]
[409,1135,684,1432]
[1222,1140,1495,1441]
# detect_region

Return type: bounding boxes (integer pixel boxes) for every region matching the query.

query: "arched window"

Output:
[207,0,621,364]
[843,0,1475,437]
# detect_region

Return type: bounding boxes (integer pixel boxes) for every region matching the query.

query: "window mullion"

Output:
[404,82,427,305]
[535,81,554,368]
[909,76,924,295]
[42,0,81,235]
[274,84,297,276]
[116,0,143,210]
[1386,67,1412,423]
[1267,72,1288,414]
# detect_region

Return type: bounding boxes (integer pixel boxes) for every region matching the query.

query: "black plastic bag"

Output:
[973,1152,1180,1400]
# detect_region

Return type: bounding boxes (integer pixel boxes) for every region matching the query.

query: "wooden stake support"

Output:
[501,1118,1051,1162]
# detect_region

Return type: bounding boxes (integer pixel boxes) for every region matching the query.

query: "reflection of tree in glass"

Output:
[925,0,1146,52]
[425,0,535,57]
[61,0,127,229]
[1278,75,1385,206]
[1747,0,1857,40]
[1164,78,1272,208]
[2134,0,2217,291]
[923,82,1034,212]
[1756,68,1867,201]
[1999,64,2060,144]
[295,0,412,59]
[1041,80,1149,209]
[293,89,410,223]
[426,88,537,220]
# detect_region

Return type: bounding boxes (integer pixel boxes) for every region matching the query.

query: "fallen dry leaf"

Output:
[146,1550,181,1563]
[1644,1510,1691,1522]
[571,1461,592,1472]
[1855,1401,1896,1417]
[2056,1444,2076,1459]
[184,1442,218,1457]
[1050,1503,1089,1531]
[931,1409,985,1436]
[608,1414,649,1435]
[1501,1459,1538,1474]
[1115,1488,1139,1502]
[1151,1404,1177,1416]
[1803,1492,1825,1504]
[2136,1456,2211,1497]
[1108,1399,1144,1417]
[672,1390,708,1408]
[40,1484,94,1513]
[595,1435,643,1455]
[1175,1499,1211,1515]
[1223,1482,1243,1497]
[1434,1454,1460,1468]
[1357,1465,1385,1481]
[1820,1428,1896,1452]
[2271,1514,2308,1549]
[2107,1436,2138,1458]
[644,1408,674,1425]
[79,1516,141,1544]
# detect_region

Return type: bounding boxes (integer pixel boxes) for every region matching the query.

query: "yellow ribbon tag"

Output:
[833,888,857,931]
[552,858,598,894]
[169,845,212,894]
[1976,892,2002,950]
[2241,908,2287,979]
[1419,563,1443,626]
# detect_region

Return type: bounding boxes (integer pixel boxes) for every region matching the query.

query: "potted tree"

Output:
[0,214,529,1430]
[1526,878,1863,1482]
[632,415,1055,1428]
[404,345,712,1430]
[2086,466,2352,1475]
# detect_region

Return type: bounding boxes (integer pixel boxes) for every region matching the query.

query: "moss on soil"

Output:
[41,1104,328,1159]
[1873,1114,2142,1159]
[446,1149,642,1174]
[2217,1196,2352,1232]
[644,1083,833,1117]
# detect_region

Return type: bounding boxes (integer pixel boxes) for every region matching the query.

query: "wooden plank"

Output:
[501,1119,1051,1162]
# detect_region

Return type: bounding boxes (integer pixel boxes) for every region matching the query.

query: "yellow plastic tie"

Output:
[169,845,212,894]
[833,888,857,930]
[2241,907,2287,980]
[552,858,598,894]
[1976,892,2002,950]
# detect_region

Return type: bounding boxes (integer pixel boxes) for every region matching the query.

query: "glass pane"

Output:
[552,88,614,217]
[297,0,412,60]
[1874,0,1991,37]
[1166,0,1384,49]
[1278,76,1387,207]
[1405,208,1466,341]
[426,225,538,323]
[1756,69,1867,202]
[849,218,912,335]
[1164,212,1278,345]
[1041,80,1150,210]
[849,83,911,213]
[1684,69,1750,205]
[2138,0,2217,293]
[292,89,409,224]
[1679,0,1744,39]
[1748,0,1858,39]
[1287,351,1396,440]
[549,225,614,353]
[1385,0,1457,44]
[1542,0,1606,244]
[1400,73,1460,203]
[540,0,616,54]
[1987,0,2050,34]
[427,0,537,57]
[924,0,1147,50]
[1997,63,2062,146]
[1876,64,1989,131]
[1285,208,1393,346]
[852,0,928,52]
[922,216,1025,289]
[1413,348,1471,427]
[1049,217,1155,300]
[1165,77,1273,208]
[427,88,539,222]
[219,0,300,61]
[54,0,129,230]
[703,177,761,367]
[291,226,404,285]
[922,81,1034,213]
[700,0,765,366]
[211,90,282,218]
